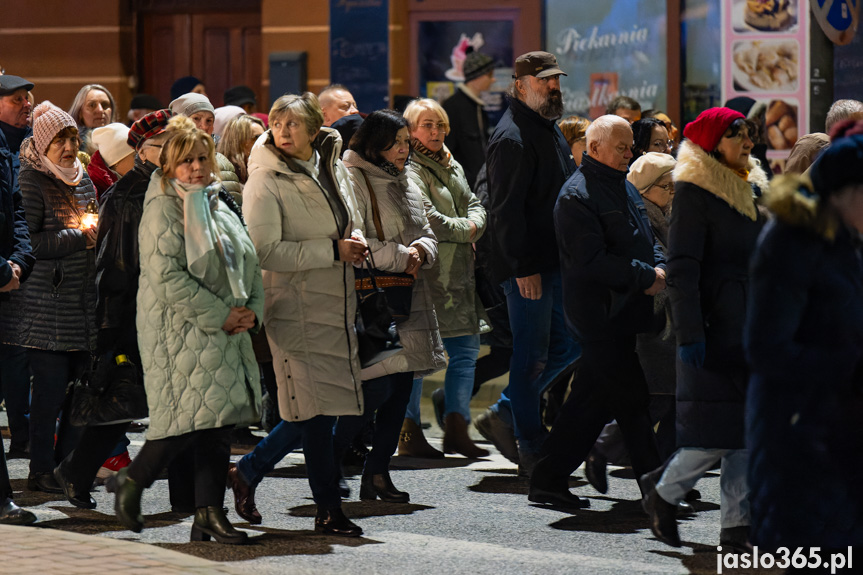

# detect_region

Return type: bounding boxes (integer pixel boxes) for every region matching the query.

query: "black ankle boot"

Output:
[314,507,362,537]
[54,460,96,509]
[114,468,144,533]
[359,471,409,503]
[190,506,248,544]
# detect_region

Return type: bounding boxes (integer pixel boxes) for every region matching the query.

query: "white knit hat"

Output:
[92,123,134,167]
[213,105,245,137]
[169,93,215,118]
[32,101,77,155]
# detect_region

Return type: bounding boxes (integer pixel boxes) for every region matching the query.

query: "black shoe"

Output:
[359,472,409,503]
[27,471,63,494]
[0,498,37,525]
[638,465,693,515]
[314,507,363,537]
[114,468,144,533]
[641,474,680,547]
[684,488,701,502]
[473,409,519,464]
[584,450,608,494]
[54,461,96,509]
[127,421,147,433]
[528,485,590,510]
[431,388,445,430]
[6,444,29,460]
[719,526,752,553]
[190,506,248,544]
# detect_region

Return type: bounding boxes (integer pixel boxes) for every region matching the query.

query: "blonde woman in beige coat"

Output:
[332,109,446,504]
[226,93,367,537]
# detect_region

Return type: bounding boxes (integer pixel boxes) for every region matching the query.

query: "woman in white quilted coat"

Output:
[332,109,446,504]
[226,93,368,537]
[112,116,263,544]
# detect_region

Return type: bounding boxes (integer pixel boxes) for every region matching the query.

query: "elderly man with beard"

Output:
[528,115,664,509]
[474,51,580,474]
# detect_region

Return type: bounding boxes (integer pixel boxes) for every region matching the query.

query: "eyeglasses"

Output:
[418,122,447,132]
[652,182,674,192]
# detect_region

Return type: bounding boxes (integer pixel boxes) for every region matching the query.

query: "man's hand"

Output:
[516,274,542,300]
[338,237,368,263]
[644,267,666,296]
[9,262,21,279]
[0,274,19,293]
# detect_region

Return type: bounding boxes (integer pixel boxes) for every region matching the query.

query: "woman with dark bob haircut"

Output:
[332,109,445,503]
[630,117,671,164]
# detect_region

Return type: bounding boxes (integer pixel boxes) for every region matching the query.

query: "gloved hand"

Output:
[678,341,706,368]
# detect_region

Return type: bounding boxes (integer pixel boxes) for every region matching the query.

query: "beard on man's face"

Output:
[523,83,564,120]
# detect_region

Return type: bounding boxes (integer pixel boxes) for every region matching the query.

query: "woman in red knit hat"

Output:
[641,107,768,552]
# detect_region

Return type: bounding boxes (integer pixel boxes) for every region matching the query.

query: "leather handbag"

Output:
[354,168,414,323]
[67,352,148,426]
[355,255,403,368]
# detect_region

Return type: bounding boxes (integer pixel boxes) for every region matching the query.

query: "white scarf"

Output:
[171,180,249,302]
[40,155,84,186]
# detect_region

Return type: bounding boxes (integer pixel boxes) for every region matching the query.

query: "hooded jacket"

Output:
[243,128,366,422]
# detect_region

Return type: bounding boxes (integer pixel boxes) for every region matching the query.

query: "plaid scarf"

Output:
[411,138,450,168]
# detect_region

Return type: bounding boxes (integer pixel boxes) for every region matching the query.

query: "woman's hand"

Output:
[405,245,425,277]
[223,306,256,335]
[83,228,98,250]
[338,237,368,264]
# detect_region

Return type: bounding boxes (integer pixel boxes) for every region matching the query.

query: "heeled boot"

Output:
[314,507,363,537]
[443,413,490,459]
[190,506,248,544]
[113,468,145,533]
[359,471,409,503]
[397,419,444,459]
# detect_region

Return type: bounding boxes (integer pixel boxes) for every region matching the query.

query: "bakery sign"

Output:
[722,0,809,171]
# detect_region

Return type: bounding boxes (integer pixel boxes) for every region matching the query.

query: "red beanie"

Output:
[683,107,745,152]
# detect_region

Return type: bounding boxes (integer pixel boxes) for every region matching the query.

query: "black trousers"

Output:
[127,426,232,509]
[533,336,660,491]
[63,421,129,487]
[0,449,12,501]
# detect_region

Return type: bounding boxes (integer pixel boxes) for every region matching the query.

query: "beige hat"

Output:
[92,123,134,167]
[627,152,676,192]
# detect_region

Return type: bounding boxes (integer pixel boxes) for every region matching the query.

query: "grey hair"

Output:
[68,84,116,127]
[826,99,863,133]
[586,114,631,149]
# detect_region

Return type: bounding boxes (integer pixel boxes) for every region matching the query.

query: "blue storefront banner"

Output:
[330,0,389,113]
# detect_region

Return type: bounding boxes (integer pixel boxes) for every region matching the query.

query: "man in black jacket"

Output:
[528,115,664,509]
[474,52,580,471]
[0,73,37,525]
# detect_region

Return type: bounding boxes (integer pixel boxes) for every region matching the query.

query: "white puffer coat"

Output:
[136,171,263,440]
[243,128,365,422]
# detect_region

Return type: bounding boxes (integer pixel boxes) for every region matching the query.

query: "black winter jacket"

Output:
[486,96,576,282]
[0,122,35,290]
[443,86,489,190]
[554,153,664,343]
[0,138,97,351]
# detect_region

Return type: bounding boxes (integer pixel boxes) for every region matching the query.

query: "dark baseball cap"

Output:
[224,85,256,107]
[0,75,35,96]
[512,51,567,79]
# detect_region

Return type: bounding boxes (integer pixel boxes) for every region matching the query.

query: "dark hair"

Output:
[349,109,409,164]
[709,118,752,161]
[605,95,641,115]
[630,118,667,164]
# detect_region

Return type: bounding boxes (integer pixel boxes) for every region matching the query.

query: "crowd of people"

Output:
[1,48,862,558]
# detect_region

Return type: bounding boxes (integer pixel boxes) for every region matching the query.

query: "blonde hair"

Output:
[216,114,265,182]
[403,98,450,135]
[558,116,591,147]
[68,84,116,127]
[269,92,323,137]
[159,115,217,189]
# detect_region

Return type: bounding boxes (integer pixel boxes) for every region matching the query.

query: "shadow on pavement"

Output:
[468,474,587,496]
[390,455,478,470]
[37,506,189,535]
[288,500,434,519]
[11,479,66,507]
[648,544,784,575]
[547,497,698,535]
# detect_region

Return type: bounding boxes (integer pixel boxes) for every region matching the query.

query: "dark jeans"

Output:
[0,344,30,450]
[0,449,11,501]
[473,346,512,397]
[334,371,413,476]
[62,421,128,488]
[127,426,232,509]
[533,336,660,490]
[27,349,88,473]
[236,414,340,510]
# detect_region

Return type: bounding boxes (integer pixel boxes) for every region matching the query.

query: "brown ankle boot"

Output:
[443,413,490,459]
[397,419,444,459]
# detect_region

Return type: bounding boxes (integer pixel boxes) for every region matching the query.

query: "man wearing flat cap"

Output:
[475,51,580,474]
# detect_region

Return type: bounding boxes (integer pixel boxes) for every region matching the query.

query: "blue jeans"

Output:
[493,272,580,452]
[0,344,30,450]
[404,335,481,423]
[404,376,424,424]
[237,415,340,510]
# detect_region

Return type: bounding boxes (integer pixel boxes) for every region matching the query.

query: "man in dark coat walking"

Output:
[473,51,580,471]
[528,114,664,509]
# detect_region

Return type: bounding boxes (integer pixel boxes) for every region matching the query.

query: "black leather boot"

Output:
[314,507,362,537]
[114,468,144,533]
[359,471,409,503]
[0,497,36,525]
[54,459,96,509]
[190,506,248,544]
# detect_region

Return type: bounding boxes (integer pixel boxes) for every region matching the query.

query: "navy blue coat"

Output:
[554,153,664,343]
[0,122,35,290]
[745,181,863,549]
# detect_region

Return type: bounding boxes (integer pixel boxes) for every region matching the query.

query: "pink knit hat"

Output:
[32,101,77,155]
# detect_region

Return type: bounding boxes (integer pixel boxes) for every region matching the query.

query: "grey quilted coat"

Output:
[343,150,446,380]
[242,128,365,422]
[136,170,263,440]
[0,138,97,351]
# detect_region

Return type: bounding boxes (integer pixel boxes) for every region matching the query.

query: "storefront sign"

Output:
[722,0,809,168]
[546,1,668,119]
[330,0,389,112]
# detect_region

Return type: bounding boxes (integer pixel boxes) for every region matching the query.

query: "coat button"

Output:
[291,396,295,400]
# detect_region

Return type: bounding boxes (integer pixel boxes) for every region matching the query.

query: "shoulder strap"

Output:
[359,168,385,241]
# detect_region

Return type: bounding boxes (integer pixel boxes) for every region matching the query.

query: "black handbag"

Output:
[355,256,404,368]
[354,168,414,323]
[67,352,148,426]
